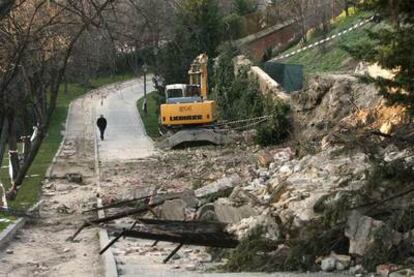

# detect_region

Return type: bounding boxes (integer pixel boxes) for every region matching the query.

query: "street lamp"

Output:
[142,63,148,114]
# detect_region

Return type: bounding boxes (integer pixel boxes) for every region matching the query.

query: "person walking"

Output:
[96,115,107,141]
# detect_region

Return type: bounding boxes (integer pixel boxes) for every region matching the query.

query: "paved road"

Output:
[95,78,154,161]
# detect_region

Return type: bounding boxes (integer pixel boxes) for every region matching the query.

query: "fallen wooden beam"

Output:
[82,195,151,214]
[70,201,167,240]
[82,193,182,214]
[133,218,228,234]
[119,228,239,248]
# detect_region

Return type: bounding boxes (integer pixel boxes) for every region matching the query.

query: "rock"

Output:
[240,129,257,145]
[196,203,217,221]
[55,184,74,192]
[160,199,187,220]
[214,198,258,224]
[227,213,280,240]
[273,147,294,165]
[278,164,294,178]
[185,264,197,271]
[257,151,273,168]
[65,173,83,184]
[56,204,73,214]
[380,122,394,135]
[178,190,199,208]
[377,264,401,277]
[269,181,288,204]
[6,249,13,254]
[345,211,401,256]
[350,265,365,275]
[389,269,414,277]
[321,256,336,272]
[384,147,414,163]
[195,174,241,199]
[333,253,351,271]
[335,261,346,271]
[318,252,351,272]
[229,187,263,206]
[287,192,327,227]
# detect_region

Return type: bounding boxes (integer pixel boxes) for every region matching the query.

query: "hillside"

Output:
[280,10,376,76]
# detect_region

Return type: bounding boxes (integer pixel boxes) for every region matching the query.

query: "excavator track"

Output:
[158,128,231,149]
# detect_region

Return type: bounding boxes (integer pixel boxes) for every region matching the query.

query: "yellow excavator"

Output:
[159,54,229,149]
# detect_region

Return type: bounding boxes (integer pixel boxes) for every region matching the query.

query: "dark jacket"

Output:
[97,117,107,130]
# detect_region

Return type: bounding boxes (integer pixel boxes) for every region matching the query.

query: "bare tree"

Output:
[0,0,117,199]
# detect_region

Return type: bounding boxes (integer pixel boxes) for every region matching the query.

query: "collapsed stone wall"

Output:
[291,74,411,151]
[233,55,290,101]
[196,71,413,273]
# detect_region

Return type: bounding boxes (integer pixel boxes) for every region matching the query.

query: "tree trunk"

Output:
[12,129,45,192]
[0,117,9,168]
[64,72,68,95]
[345,2,349,16]
[7,113,20,180]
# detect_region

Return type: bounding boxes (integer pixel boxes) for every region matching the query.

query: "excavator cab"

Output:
[165,84,202,104]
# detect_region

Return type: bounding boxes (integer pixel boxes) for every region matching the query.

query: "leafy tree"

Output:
[346,1,414,114]
[213,44,263,121]
[233,0,257,16]
[223,13,243,40]
[158,0,223,84]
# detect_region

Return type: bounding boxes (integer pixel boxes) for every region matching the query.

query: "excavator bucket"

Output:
[159,129,230,149]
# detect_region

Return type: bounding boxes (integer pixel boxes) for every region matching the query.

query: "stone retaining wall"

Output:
[234,55,291,101]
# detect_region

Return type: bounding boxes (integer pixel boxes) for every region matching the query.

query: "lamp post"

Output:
[143,63,148,114]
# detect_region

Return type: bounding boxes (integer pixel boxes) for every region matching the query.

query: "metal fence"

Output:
[262,62,304,92]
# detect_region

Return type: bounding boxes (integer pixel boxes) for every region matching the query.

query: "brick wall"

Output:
[237,3,345,61]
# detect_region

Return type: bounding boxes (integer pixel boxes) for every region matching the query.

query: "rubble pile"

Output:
[96,74,414,274]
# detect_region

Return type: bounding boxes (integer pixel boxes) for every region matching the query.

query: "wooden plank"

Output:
[135,218,228,234]
[120,229,239,248]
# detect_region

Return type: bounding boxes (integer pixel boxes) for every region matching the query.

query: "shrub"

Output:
[255,96,290,146]
[213,43,291,146]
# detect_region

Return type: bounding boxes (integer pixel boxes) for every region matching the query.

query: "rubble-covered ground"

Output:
[96,73,414,276]
[1,74,412,277]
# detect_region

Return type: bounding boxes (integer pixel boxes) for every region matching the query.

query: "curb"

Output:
[0,218,25,249]
[92,103,118,277]
[45,102,74,179]
[0,200,42,250]
[97,199,118,277]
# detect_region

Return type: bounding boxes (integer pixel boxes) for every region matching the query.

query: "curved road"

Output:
[95,78,154,161]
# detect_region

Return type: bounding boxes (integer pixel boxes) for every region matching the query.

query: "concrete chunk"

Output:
[195,174,241,199]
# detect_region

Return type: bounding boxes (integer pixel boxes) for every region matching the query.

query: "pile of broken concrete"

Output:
[153,142,414,275]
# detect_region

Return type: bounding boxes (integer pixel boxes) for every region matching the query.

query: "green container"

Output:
[262,62,304,92]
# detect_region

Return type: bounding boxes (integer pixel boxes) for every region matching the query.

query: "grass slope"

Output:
[137,91,160,139]
[281,9,375,76]
[0,74,134,213]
